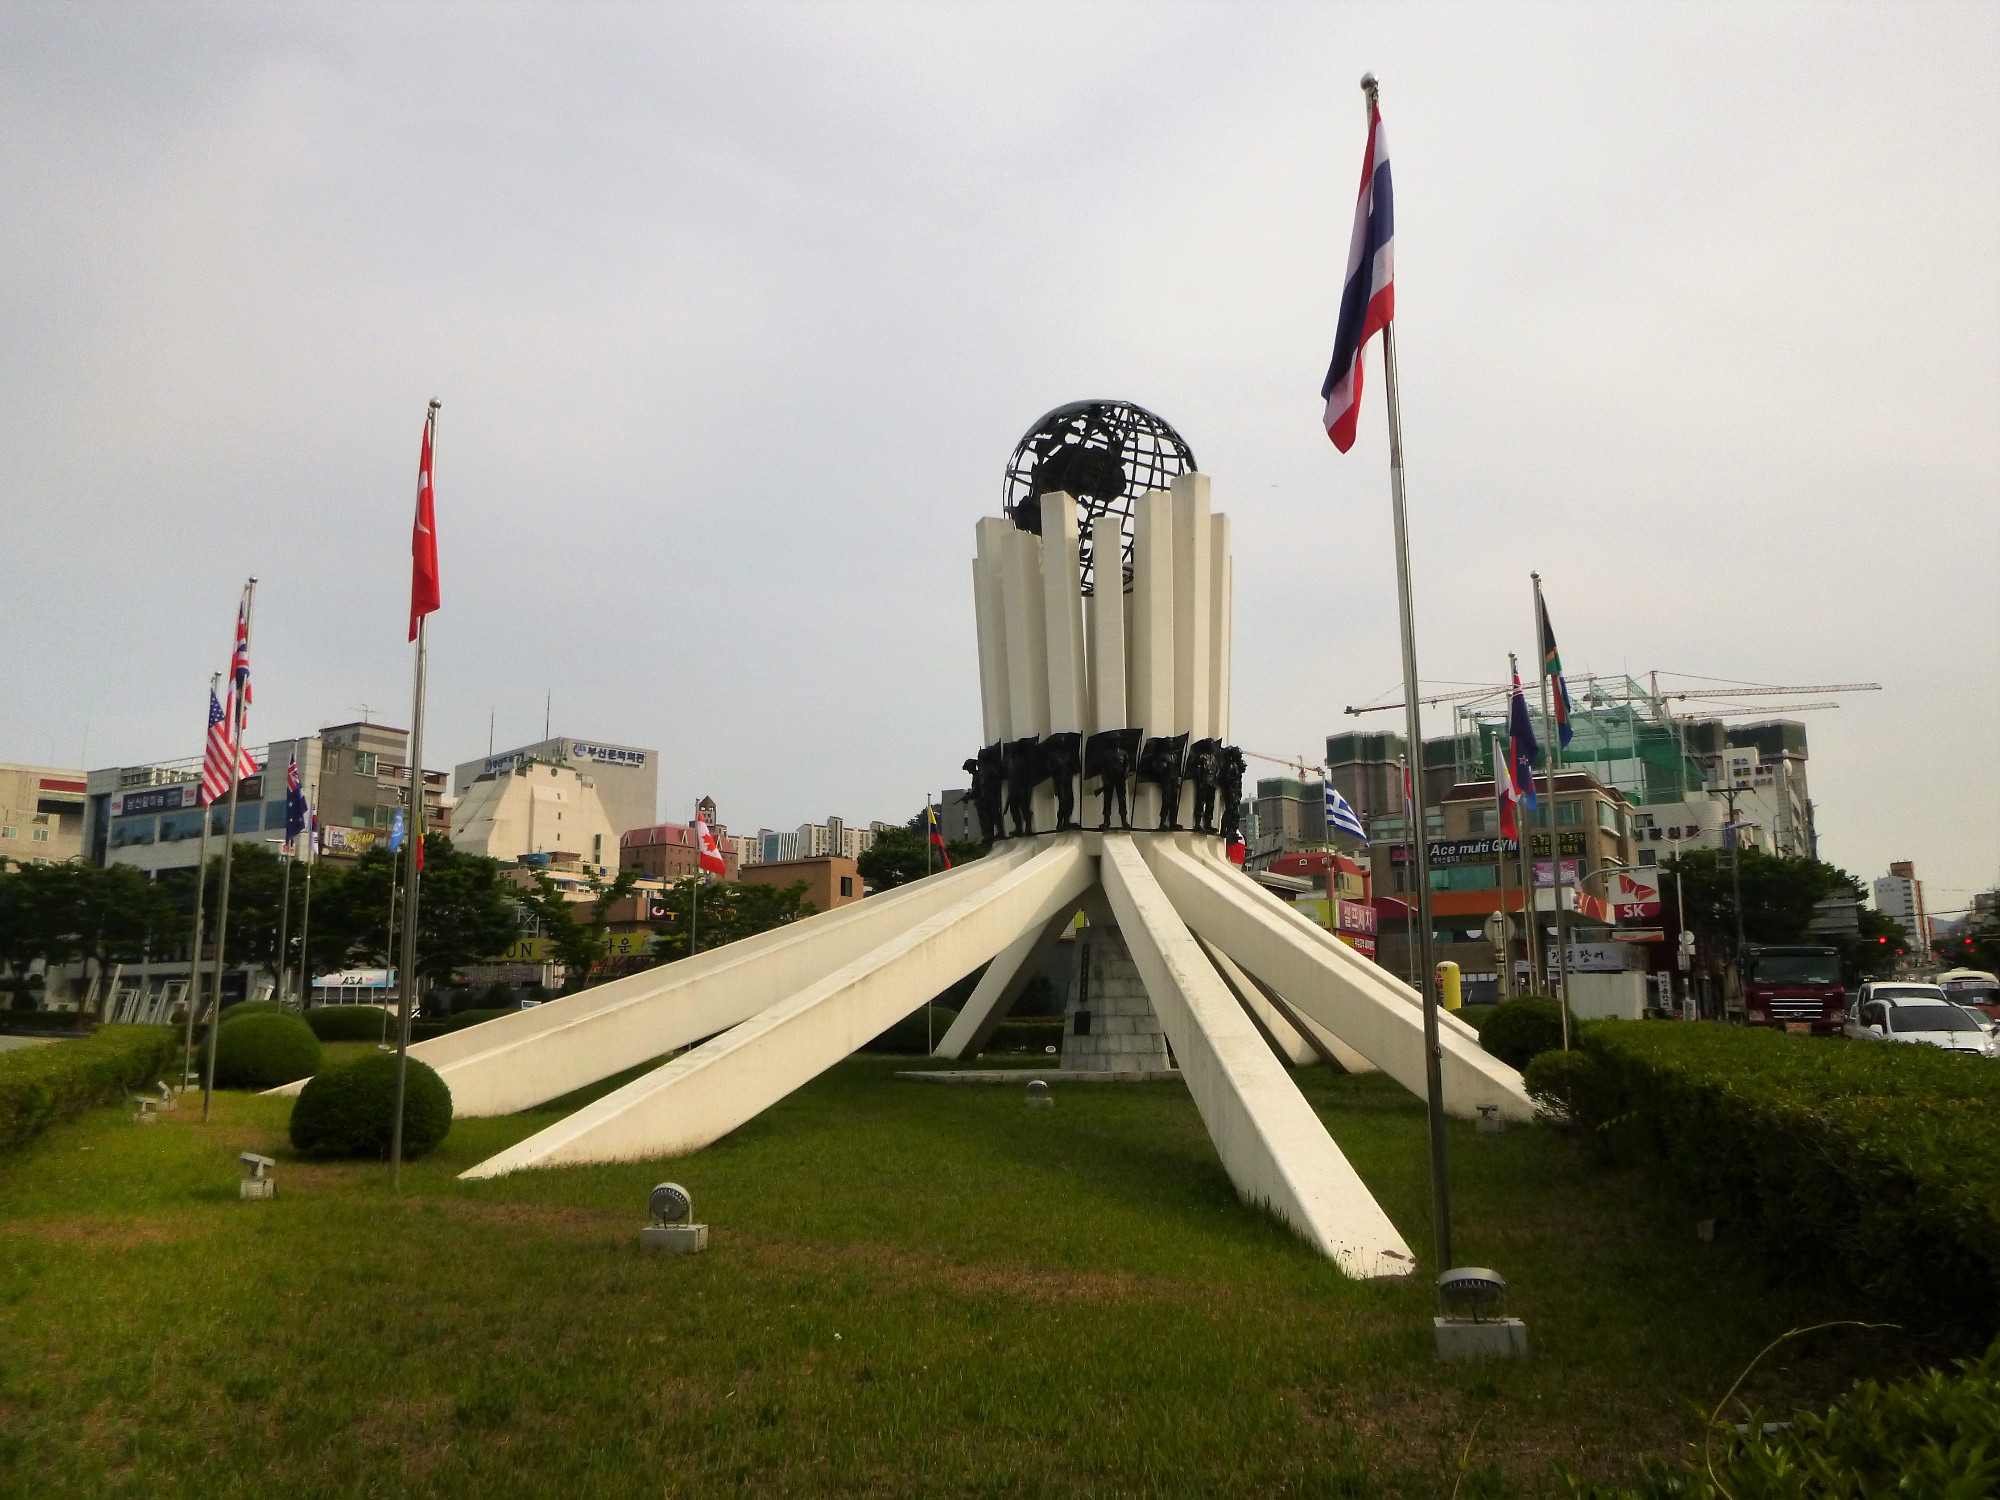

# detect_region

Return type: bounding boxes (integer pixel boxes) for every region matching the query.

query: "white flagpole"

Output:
[182,672,219,1089]
[391,400,439,1189]
[1363,71,1451,1274]
[203,578,257,1124]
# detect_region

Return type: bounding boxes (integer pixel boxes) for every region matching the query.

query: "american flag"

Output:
[200,683,256,805]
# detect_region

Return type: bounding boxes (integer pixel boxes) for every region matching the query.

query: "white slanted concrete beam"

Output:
[1097,836,1416,1278]
[267,847,1039,1114]
[1040,491,1088,737]
[973,518,1015,745]
[1142,839,1533,1120]
[1196,934,1319,1067]
[461,838,1097,1179]
[1170,473,1211,743]
[934,904,1079,1059]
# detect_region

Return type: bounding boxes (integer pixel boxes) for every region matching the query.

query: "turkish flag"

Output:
[409,414,440,640]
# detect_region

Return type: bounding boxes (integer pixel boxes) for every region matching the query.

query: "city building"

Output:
[85,734,341,875]
[452,758,619,872]
[753,816,878,865]
[621,796,743,883]
[739,854,862,912]
[0,762,87,865]
[315,722,448,863]
[1874,862,1932,956]
[454,735,658,839]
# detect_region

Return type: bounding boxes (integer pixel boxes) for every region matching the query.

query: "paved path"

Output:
[0,1035,61,1053]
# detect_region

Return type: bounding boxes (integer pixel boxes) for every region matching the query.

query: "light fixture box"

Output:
[1433,1317,1529,1362]
[640,1223,708,1254]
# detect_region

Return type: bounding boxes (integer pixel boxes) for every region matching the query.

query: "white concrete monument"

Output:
[270,401,1533,1280]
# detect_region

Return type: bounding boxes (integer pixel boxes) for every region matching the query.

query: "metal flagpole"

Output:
[1532,573,1571,1047]
[183,673,219,1089]
[1364,70,1450,1275]
[296,744,324,1012]
[1398,755,1417,985]
[204,579,257,1123]
[925,793,934,1054]
[1508,654,1541,989]
[390,400,440,1190]
[275,848,293,1006]
[1492,757,1511,1001]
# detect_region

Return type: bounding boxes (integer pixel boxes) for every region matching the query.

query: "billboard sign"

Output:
[111,784,198,817]
[1609,866,1664,921]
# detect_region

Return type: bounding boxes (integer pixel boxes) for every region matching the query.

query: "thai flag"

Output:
[927,804,952,870]
[1509,669,1541,810]
[1321,101,1395,452]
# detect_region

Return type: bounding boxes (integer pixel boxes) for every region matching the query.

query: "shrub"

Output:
[212,1012,323,1089]
[1477,996,1573,1070]
[0,1025,179,1149]
[305,1006,392,1042]
[481,982,514,1008]
[290,1053,452,1159]
[1563,1020,2000,1342]
[865,1005,960,1054]
[219,1000,289,1022]
[1562,1335,2000,1498]
[988,1016,1066,1055]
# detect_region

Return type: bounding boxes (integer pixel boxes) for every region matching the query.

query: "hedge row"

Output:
[305,1006,392,1042]
[1526,1022,2000,1341]
[0,1025,180,1149]
[1562,1334,1999,1498]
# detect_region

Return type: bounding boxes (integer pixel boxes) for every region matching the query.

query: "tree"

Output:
[651,878,816,963]
[856,819,986,894]
[304,836,521,985]
[517,865,642,993]
[0,862,178,1021]
[1662,848,1850,951]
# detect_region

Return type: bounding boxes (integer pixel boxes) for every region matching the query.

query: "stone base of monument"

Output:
[239,1179,275,1201]
[640,1224,708,1255]
[1061,928,1174,1073]
[1433,1317,1529,1362]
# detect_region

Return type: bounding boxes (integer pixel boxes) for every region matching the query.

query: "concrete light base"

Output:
[1434,1317,1529,1362]
[239,1179,275,1201]
[640,1224,708,1255]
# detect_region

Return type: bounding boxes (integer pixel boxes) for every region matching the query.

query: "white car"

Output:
[1845,984,1998,1057]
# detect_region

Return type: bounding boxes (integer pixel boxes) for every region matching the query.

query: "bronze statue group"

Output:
[962,732,1245,845]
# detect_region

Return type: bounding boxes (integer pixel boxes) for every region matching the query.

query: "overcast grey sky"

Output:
[2,3,1994,906]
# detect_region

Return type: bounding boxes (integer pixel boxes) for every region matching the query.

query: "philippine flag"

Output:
[1320,101,1395,452]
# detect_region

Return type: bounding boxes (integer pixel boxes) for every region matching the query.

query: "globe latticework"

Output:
[1003,401,1196,595]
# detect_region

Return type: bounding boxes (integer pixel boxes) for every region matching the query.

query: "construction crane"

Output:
[1347,677,1880,716]
[1343,685,1505,716]
[1243,749,1325,778]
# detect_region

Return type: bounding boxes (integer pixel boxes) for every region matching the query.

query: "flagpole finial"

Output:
[428,399,441,411]
[1359,72,1379,105]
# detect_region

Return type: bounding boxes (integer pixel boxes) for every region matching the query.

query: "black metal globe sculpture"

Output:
[1003,400,1196,596]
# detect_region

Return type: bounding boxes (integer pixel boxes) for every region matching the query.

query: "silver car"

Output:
[1845,984,1998,1057]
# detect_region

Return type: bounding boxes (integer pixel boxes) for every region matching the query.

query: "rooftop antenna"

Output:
[489,708,495,758]
[544,693,551,742]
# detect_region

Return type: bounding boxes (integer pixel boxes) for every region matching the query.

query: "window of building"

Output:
[1597,800,1620,831]
[353,751,377,775]
[1430,865,1497,892]
[1370,816,1407,840]
[353,806,374,828]
[110,817,155,847]
[1425,810,1445,835]
[1638,849,1657,867]
[839,876,854,897]
[1556,802,1582,826]
[234,804,261,834]
[32,828,48,842]
[0,828,16,840]
[322,749,339,773]
[1529,806,1549,828]
[1465,807,1495,834]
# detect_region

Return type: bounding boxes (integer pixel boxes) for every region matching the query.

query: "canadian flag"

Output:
[695,813,728,877]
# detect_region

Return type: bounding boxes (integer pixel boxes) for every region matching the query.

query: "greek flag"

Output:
[1325,783,1368,844]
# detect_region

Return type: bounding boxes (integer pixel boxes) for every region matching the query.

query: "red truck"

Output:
[1738,944,1846,1035]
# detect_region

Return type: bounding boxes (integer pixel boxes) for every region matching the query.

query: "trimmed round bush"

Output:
[220,1000,289,1022]
[289,1053,452,1159]
[305,1005,392,1042]
[1478,997,1572,1071]
[212,1012,323,1089]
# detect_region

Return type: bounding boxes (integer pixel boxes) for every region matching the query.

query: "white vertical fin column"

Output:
[1207,512,1232,746]
[1127,489,1174,827]
[1088,576,1126,735]
[1171,473,1212,743]
[973,518,1015,746]
[1041,491,1088,738]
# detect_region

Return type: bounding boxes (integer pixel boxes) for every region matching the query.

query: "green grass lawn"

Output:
[0,1057,1929,1497]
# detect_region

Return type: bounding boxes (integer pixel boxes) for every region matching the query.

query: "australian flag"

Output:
[283,750,309,853]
